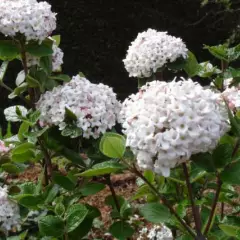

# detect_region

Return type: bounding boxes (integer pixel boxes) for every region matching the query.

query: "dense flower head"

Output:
[0,0,56,42]
[26,41,64,72]
[4,105,28,122]
[0,186,20,231]
[36,75,121,139]
[123,29,188,78]
[120,78,229,177]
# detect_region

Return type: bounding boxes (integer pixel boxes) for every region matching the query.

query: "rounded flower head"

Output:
[123,29,188,78]
[36,75,121,139]
[120,78,229,177]
[0,0,56,42]
[0,186,20,231]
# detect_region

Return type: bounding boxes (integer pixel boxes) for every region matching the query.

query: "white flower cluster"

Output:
[138,225,173,240]
[123,29,188,78]
[36,75,121,139]
[0,186,20,231]
[222,78,240,110]
[4,105,28,122]
[120,78,229,177]
[0,0,56,42]
[26,42,64,72]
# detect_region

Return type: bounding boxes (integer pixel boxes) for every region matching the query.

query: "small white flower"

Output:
[4,105,28,122]
[123,29,188,78]
[120,78,229,177]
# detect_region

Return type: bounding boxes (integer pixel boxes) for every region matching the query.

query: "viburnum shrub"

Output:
[1,1,240,239]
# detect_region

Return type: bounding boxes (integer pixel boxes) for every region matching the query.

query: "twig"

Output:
[182,163,203,238]
[204,175,222,235]
[105,174,121,212]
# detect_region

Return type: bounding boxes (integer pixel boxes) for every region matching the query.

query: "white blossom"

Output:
[0,0,56,42]
[221,78,240,110]
[4,105,28,122]
[0,186,20,231]
[123,29,188,78]
[36,75,121,139]
[138,225,173,240]
[26,41,64,72]
[120,78,229,177]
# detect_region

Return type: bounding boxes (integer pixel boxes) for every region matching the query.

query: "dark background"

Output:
[1,0,240,131]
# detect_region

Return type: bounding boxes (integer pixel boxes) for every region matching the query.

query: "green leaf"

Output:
[44,184,59,203]
[183,51,201,77]
[26,40,53,57]
[53,172,76,191]
[78,160,125,177]
[12,149,35,163]
[143,170,155,183]
[61,125,82,138]
[204,44,229,62]
[139,202,171,223]
[40,56,52,75]
[55,203,65,217]
[219,224,240,237]
[0,61,9,82]
[60,147,86,166]
[212,144,233,168]
[68,218,93,239]
[191,153,216,172]
[18,194,43,208]
[79,72,86,78]
[80,182,105,196]
[65,204,88,232]
[220,161,240,184]
[2,163,21,174]
[120,201,133,219]
[0,40,20,60]
[10,83,28,99]
[109,221,134,240]
[52,35,61,47]
[64,107,77,122]
[50,74,71,82]
[18,122,30,142]
[38,215,65,237]
[26,75,40,88]
[99,133,126,158]
[12,143,35,155]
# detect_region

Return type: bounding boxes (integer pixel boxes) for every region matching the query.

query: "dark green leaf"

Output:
[50,74,71,82]
[204,44,228,62]
[44,184,59,203]
[55,203,65,217]
[40,56,52,75]
[2,163,21,174]
[183,51,201,77]
[191,153,216,172]
[139,202,171,223]
[18,194,43,208]
[18,122,30,142]
[78,160,124,177]
[12,142,35,155]
[65,204,88,232]
[64,108,77,122]
[80,182,105,196]
[221,161,240,184]
[26,40,53,57]
[0,40,20,60]
[12,150,35,163]
[212,144,233,168]
[53,172,76,191]
[109,221,134,240]
[99,133,126,158]
[26,75,40,88]
[38,215,65,237]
